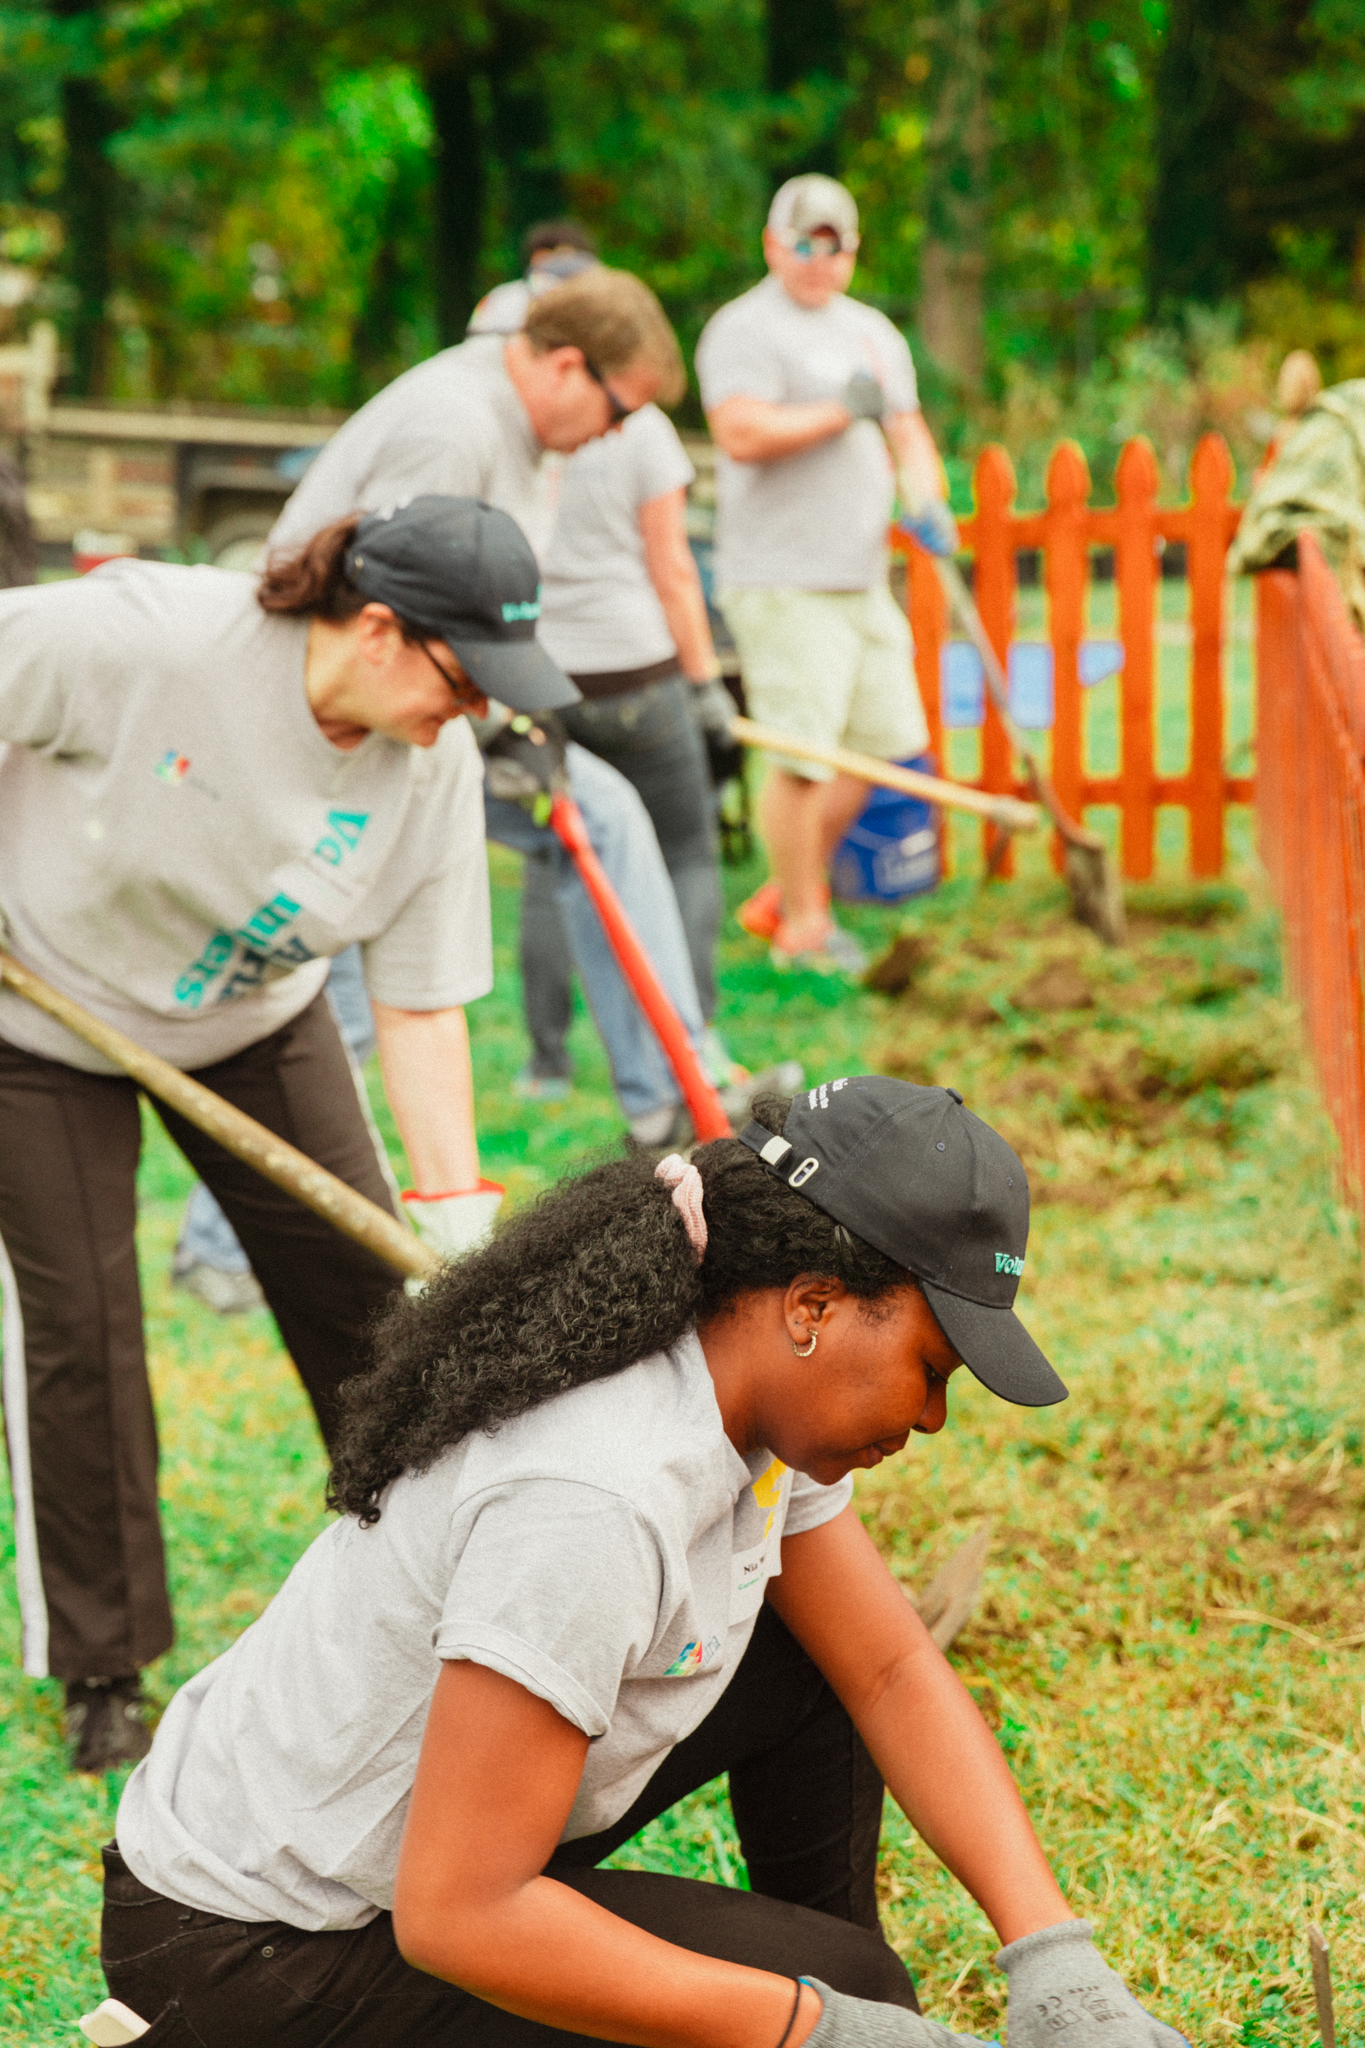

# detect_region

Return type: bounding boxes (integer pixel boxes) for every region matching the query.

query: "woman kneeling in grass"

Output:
[103,1079,1184,2048]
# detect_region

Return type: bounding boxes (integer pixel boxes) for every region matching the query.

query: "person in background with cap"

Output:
[467,218,601,339]
[697,176,958,976]
[103,1078,1185,2048]
[275,266,722,1149]
[0,494,576,1773]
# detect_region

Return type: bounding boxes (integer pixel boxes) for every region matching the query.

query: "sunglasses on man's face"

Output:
[779,228,860,260]
[581,355,635,426]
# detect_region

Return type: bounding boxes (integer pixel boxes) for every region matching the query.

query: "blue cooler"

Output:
[829,753,941,905]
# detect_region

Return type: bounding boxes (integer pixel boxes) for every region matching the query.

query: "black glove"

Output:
[687,678,737,739]
[842,371,886,422]
[481,712,569,825]
[686,678,743,790]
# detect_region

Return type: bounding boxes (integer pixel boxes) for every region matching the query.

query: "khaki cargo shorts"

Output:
[719,583,929,783]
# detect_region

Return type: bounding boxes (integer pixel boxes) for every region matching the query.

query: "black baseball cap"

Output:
[739,1076,1067,1408]
[344,496,580,716]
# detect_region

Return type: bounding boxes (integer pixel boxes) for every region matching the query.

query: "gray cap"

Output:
[767,174,859,245]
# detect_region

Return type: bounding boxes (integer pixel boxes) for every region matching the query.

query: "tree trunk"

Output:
[56,62,118,396]
[918,0,988,392]
[765,0,847,184]
[1146,0,1240,314]
[425,58,484,346]
[487,55,563,248]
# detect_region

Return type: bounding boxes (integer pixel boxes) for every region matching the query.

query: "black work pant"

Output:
[522,676,723,1079]
[101,1607,917,2045]
[0,995,401,1681]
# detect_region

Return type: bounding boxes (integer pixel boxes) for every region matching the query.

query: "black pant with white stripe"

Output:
[0,994,401,1681]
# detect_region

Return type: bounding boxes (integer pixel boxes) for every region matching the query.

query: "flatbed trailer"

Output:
[0,321,345,566]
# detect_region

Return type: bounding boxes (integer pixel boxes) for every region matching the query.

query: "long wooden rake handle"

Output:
[729,716,1041,832]
[0,948,439,1283]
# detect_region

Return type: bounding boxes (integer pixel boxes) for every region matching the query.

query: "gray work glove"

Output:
[995,1923,1187,2048]
[686,677,737,739]
[895,499,960,557]
[803,1976,997,2048]
[842,370,887,422]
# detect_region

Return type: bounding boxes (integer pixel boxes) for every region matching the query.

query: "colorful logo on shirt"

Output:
[155,750,191,784]
[663,1639,705,1677]
[752,1457,788,1541]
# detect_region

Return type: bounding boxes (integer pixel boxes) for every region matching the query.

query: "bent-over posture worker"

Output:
[105,1079,1184,2048]
[0,495,579,1771]
[275,266,716,1144]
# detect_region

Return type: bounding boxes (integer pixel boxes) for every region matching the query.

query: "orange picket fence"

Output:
[893,434,1249,876]
[1256,536,1365,1211]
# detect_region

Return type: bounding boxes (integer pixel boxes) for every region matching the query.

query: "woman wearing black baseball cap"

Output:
[0,495,577,1773]
[100,1080,1186,2048]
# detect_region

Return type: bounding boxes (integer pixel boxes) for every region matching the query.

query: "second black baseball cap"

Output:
[345,495,580,716]
[739,1075,1067,1408]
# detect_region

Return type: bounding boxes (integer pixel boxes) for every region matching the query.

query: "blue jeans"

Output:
[486,742,706,1121]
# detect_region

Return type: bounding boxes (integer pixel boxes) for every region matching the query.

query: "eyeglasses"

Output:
[581,355,634,426]
[418,640,486,710]
[777,227,860,260]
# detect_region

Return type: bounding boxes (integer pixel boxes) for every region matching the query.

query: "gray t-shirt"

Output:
[271,338,555,560]
[114,1332,852,1930]
[538,404,695,675]
[0,561,491,1073]
[695,274,919,592]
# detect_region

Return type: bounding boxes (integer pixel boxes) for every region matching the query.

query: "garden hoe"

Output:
[0,947,440,1286]
[894,469,1127,947]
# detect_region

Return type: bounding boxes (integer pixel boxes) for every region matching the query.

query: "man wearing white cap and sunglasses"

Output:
[697,175,957,975]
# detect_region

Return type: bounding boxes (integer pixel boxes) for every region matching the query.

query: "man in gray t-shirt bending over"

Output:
[696,175,956,975]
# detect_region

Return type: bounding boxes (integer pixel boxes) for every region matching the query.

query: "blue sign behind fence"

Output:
[939,638,1125,730]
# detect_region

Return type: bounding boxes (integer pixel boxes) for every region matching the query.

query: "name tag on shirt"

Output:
[729,1538,778,1624]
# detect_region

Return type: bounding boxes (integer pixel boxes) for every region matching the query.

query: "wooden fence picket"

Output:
[1044,441,1090,877]
[892,427,1250,885]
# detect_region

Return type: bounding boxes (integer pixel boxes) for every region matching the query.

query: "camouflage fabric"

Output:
[1229,379,1365,629]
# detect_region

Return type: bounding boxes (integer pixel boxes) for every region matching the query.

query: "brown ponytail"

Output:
[257,514,368,621]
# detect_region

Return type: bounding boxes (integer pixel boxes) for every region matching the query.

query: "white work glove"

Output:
[803,1977,997,2048]
[402,1182,504,1260]
[896,499,960,557]
[995,1923,1187,2048]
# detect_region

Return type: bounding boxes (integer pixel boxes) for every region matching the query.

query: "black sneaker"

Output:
[64,1676,152,1774]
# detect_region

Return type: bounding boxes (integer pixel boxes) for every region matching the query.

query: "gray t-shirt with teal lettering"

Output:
[0,560,491,1073]
[114,1332,852,1930]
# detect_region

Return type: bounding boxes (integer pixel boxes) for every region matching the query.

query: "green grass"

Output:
[2,836,1363,2045]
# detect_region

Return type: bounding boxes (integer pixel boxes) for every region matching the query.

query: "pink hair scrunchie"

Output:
[655,1153,708,1260]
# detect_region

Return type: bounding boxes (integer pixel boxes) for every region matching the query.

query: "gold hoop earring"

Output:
[792,1329,818,1358]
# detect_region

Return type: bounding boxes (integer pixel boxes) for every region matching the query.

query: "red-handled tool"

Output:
[550,793,732,1142]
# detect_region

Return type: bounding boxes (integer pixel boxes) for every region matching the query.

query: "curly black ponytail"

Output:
[326,1100,911,1525]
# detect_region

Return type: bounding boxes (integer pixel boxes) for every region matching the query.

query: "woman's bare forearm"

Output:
[638,489,720,681]
[399,1876,820,2048]
[769,1511,1070,1946]
[372,1001,480,1193]
[395,1662,821,2048]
